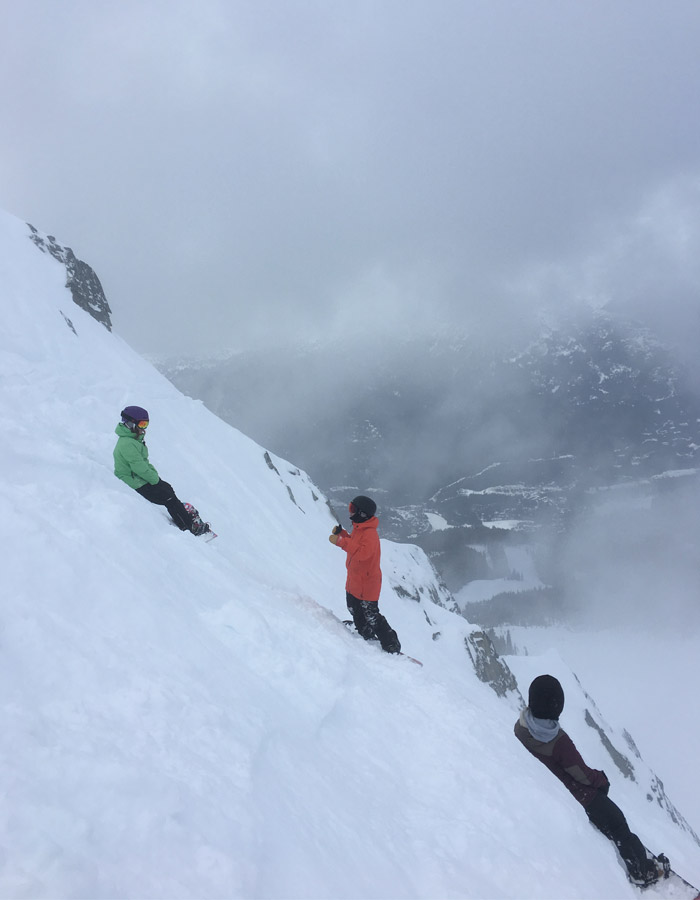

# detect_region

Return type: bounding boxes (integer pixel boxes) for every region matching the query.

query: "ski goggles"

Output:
[348,502,356,515]
[136,420,149,429]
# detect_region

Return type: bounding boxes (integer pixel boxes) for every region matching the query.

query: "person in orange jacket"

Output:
[329,495,401,654]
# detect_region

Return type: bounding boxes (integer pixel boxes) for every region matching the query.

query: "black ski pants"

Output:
[136,479,193,531]
[586,791,649,880]
[346,592,401,654]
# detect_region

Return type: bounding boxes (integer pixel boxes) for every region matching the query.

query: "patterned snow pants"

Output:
[346,592,401,654]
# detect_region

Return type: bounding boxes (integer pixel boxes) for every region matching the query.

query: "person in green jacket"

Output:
[113,405,210,535]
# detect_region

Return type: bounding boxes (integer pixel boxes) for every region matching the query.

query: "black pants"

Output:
[136,480,193,531]
[586,792,650,880]
[346,592,401,654]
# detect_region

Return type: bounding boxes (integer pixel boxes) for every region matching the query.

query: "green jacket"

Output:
[113,423,160,489]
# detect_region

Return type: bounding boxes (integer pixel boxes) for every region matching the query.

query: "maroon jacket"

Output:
[514,710,608,808]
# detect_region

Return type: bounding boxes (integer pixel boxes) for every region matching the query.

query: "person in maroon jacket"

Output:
[514,674,661,887]
[329,495,401,654]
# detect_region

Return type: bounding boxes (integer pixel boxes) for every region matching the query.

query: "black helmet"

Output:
[528,675,565,720]
[349,495,377,523]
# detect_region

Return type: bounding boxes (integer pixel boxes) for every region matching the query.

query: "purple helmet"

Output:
[121,406,149,423]
[121,406,149,434]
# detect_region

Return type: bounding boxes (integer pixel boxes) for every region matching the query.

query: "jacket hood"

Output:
[521,708,561,744]
[115,422,143,441]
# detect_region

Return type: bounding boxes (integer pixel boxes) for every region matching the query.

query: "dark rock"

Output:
[27,223,112,330]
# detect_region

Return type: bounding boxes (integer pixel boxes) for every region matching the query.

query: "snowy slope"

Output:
[1,206,699,899]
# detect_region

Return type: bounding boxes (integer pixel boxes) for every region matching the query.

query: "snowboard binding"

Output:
[184,503,216,540]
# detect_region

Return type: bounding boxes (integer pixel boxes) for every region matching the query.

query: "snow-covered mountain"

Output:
[2,206,700,899]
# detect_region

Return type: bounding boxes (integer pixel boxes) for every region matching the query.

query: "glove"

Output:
[329,532,339,545]
[332,524,342,534]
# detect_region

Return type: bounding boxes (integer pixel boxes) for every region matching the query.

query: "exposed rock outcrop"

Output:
[27,224,112,330]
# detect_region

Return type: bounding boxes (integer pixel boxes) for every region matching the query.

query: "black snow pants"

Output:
[346,592,401,654]
[586,791,650,881]
[136,479,193,531]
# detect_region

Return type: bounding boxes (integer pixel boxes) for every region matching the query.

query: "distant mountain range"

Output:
[158,311,700,606]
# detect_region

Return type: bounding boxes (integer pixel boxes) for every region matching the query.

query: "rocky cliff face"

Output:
[27,223,112,330]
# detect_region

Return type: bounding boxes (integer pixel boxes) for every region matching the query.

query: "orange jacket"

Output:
[336,517,382,602]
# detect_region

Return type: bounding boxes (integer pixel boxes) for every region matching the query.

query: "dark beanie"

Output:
[528,675,565,720]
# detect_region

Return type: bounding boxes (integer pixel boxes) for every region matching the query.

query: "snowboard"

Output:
[341,619,423,666]
[636,852,700,898]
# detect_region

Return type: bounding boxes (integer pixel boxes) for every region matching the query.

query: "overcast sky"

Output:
[2,0,700,361]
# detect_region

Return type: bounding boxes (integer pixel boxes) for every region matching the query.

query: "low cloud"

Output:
[558,477,700,631]
[1,2,699,358]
